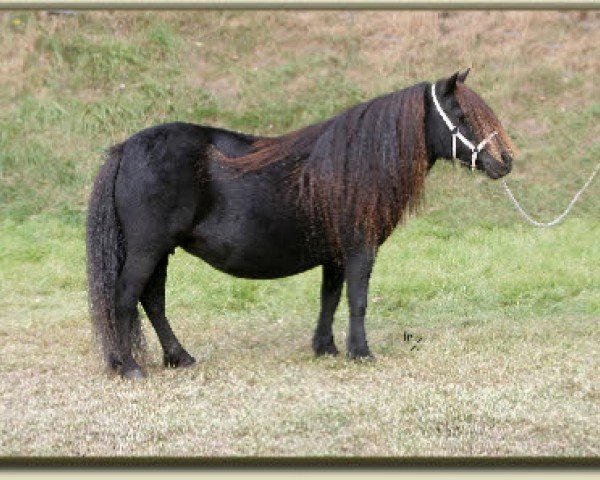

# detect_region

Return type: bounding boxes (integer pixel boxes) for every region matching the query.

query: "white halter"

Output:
[431,83,498,171]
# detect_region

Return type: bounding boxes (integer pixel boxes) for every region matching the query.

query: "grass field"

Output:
[0,11,598,457]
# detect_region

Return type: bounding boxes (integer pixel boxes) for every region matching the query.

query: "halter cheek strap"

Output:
[431,83,498,171]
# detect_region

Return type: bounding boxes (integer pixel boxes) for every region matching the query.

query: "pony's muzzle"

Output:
[481,151,512,179]
[501,151,513,169]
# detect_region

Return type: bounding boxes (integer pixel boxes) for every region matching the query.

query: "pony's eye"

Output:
[452,109,465,121]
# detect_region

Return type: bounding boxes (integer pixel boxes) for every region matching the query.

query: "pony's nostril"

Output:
[501,151,513,166]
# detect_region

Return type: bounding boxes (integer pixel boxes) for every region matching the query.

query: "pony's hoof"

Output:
[164,349,196,369]
[346,347,375,361]
[312,335,339,356]
[122,368,145,380]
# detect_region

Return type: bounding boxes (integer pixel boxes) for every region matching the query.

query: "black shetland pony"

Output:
[87,70,515,379]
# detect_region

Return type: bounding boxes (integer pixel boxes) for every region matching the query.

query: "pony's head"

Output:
[427,69,516,179]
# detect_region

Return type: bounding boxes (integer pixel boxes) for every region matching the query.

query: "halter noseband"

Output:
[431,83,497,171]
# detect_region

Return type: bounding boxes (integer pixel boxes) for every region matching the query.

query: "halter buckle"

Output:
[471,151,478,171]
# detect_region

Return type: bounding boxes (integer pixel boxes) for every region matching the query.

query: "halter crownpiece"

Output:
[431,83,497,171]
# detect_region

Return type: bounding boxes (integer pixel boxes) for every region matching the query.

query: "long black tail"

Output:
[86,144,143,371]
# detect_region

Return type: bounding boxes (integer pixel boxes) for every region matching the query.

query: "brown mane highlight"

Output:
[220,120,332,172]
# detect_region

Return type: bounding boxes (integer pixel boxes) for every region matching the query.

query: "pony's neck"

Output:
[423,83,442,172]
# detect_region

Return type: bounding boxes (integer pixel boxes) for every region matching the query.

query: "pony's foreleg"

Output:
[312,262,345,356]
[345,249,375,359]
[140,254,196,369]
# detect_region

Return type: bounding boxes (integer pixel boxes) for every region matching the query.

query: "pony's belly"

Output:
[181,222,320,280]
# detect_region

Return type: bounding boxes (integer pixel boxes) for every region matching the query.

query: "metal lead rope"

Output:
[501,162,600,228]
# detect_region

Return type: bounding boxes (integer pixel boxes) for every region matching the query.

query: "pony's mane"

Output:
[456,83,517,161]
[218,83,430,250]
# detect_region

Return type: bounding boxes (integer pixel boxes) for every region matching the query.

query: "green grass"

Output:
[0,11,598,456]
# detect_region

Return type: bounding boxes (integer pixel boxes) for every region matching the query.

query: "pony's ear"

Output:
[440,71,460,95]
[457,67,470,84]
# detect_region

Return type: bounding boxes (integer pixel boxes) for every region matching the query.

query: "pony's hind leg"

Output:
[140,254,196,369]
[312,262,344,356]
[114,252,164,379]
